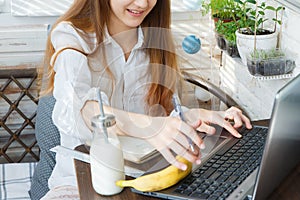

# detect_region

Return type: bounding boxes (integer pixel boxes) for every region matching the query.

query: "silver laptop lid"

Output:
[253,74,300,200]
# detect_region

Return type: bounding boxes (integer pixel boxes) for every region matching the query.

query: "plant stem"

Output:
[274,10,278,33]
[277,8,284,49]
[254,2,258,52]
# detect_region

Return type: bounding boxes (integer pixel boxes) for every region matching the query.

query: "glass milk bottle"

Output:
[90,114,125,195]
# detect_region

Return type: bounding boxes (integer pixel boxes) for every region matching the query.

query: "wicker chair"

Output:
[0,66,39,163]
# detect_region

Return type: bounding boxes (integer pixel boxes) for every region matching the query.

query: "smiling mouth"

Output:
[127,9,144,15]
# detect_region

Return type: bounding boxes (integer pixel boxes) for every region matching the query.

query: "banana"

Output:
[116,156,192,192]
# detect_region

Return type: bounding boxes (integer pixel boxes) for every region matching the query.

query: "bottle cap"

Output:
[91,114,116,128]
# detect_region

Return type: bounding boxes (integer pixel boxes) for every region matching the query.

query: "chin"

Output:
[126,24,141,28]
[125,19,144,28]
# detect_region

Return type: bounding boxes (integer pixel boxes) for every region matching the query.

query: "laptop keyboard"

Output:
[173,126,268,200]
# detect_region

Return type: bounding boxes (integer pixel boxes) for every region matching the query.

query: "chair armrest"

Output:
[0,64,37,78]
[181,70,238,108]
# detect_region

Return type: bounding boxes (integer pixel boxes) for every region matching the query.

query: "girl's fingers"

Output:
[241,114,252,129]
[190,119,202,129]
[212,111,241,138]
[222,120,242,138]
[168,141,200,164]
[197,123,216,135]
[148,117,212,170]
[177,120,204,150]
[173,132,201,156]
[159,148,188,170]
[231,112,244,128]
[225,107,252,132]
[172,132,190,150]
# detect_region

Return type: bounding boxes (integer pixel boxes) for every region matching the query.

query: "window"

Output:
[11,0,73,16]
[275,0,300,12]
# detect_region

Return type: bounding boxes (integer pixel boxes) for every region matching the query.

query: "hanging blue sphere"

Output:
[182,35,201,54]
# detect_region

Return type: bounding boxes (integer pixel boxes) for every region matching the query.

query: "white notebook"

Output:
[119,136,159,164]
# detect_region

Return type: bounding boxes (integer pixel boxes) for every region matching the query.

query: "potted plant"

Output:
[246,48,296,76]
[214,20,227,50]
[206,0,241,51]
[234,0,284,65]
[209,0,239,23]
[215,20,240,57]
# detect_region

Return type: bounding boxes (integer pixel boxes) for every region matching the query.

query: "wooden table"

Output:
[74,144,157,200]
[74,120,300,200]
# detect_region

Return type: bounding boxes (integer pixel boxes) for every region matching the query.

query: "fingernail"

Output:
[181,164,187,171]
[200,143,205,149]
[196,159,201,165]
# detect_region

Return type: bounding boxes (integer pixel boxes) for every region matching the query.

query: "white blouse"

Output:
[48,21,151,189]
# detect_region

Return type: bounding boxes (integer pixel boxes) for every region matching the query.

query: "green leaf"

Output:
[234,0,243,4]
[276,6,284,11]
[266,6,276,11]
[249,15,255,20]
[247,0,256,4]
[273,19,282,25]
[258,11,265,15]
[245,8,252,12]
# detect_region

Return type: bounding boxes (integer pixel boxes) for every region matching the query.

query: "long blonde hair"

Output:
[40,0,179,115]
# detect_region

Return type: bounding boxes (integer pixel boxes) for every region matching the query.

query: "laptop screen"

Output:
[253,74,300,199]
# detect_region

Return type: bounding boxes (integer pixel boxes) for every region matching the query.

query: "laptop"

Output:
[132,74,300,200]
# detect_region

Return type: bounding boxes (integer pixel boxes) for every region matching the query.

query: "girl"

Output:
[33,0,251,199]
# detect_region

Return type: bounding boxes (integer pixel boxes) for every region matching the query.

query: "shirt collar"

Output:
[102,26,144,49]
[135,26,144,49]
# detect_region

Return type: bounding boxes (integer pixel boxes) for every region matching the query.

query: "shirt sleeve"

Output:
[51,23,109,143]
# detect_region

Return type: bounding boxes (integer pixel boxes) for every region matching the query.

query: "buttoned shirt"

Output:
[48,21,151,189]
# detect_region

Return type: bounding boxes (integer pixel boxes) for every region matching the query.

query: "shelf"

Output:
[220,54,294,120]
[250,73,294,80]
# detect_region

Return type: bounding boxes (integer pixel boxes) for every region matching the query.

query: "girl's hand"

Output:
[185,106,252,138]
[145,116,204,171]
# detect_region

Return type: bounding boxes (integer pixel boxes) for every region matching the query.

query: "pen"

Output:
[172,93,196,153]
